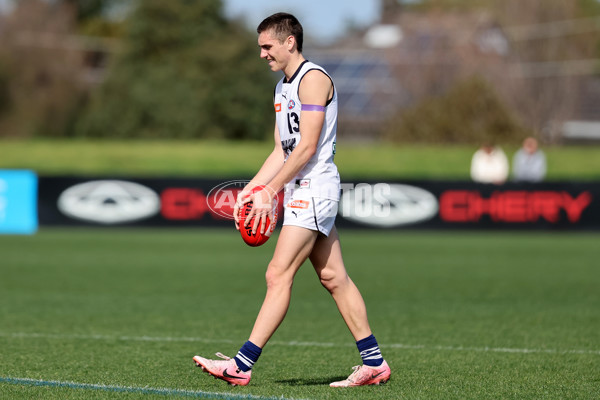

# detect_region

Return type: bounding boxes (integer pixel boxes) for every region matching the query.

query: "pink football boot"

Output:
[193,353,251,386]
[330,360,391,387]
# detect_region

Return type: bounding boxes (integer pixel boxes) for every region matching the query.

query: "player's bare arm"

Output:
[234,125,284,230]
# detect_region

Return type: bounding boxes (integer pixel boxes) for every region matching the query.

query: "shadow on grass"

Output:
[275,376,348,386]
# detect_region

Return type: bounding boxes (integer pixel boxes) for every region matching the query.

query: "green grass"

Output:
[1,229,599,399]
[1,139,600,180]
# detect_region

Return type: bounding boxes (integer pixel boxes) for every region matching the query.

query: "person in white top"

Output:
[470,143,509,185]
[193,12,390,388]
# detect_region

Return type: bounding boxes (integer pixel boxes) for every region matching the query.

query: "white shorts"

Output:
[282,196,338,237]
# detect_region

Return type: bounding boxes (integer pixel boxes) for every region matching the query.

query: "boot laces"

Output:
[347,365,363,382]
[215,352,232,361]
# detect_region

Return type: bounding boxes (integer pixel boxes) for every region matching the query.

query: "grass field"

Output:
[1,139,600,180]
[1,228,599,399]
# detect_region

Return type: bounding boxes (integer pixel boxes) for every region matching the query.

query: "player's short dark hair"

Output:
[257,12,304,53]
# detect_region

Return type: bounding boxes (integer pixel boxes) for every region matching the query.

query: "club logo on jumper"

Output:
[340,183,438,227]
[281,138,297,156]
[58,180,160,224]
[288,99,296,110]
[297,179,311,189]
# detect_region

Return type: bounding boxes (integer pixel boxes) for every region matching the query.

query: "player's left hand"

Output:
[244,187,275,235]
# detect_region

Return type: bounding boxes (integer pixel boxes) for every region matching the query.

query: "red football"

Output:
[238,188,278,247]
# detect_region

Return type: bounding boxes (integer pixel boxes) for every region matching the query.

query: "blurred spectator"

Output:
[470,143,509,184]
[512,137,546,182]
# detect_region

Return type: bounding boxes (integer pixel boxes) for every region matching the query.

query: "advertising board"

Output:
[37,177,599,230]
[0,170,38,235]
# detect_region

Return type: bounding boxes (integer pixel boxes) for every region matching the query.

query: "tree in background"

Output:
[392,0,600,142]
[491,0,600,138]
[384,76,527,144]
[62,0,126,37]
[76,0,274,140]
[0,0,84,138]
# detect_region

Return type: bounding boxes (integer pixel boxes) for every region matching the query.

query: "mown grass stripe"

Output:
[2,331,598,355]
[0,377,298,400]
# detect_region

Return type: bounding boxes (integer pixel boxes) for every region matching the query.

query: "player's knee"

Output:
[265,261,293,290]
[319,269,347,293]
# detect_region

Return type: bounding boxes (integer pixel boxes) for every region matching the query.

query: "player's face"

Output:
[258,30,289,72]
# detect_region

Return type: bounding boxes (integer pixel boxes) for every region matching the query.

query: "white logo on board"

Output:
[340,183,438,227]
[58,180,160,224]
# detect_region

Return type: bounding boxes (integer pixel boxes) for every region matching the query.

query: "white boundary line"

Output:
[1,331,598,356]
[0,376,303,399]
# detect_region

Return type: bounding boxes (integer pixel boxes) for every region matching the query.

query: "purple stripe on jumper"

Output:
[301,104,326,112]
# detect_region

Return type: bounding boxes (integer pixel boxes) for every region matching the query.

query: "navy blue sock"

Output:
[356,334,384,367]
[234,341,262,372]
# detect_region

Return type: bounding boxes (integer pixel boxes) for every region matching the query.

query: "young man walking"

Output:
[193,12,390,388]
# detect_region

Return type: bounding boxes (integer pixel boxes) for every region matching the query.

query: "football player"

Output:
[193,12,390,388]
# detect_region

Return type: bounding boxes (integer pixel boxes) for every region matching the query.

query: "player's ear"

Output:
[286,35,295,51]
